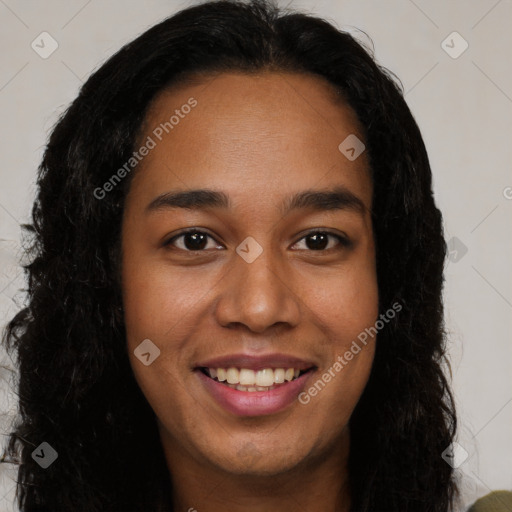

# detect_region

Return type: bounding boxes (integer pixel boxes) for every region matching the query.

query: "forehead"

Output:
[127,71,371,211]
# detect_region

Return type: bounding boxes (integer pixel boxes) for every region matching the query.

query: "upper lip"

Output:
[195,353,317,371]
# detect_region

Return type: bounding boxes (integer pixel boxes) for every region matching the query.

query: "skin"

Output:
[121,71,379,512]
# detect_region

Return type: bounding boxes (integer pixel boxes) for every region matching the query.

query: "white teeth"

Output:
[274,368,285,383]
[204,366,307,390]
[226,367,239,384]
[239,368,256,386]
[255,368,274,387]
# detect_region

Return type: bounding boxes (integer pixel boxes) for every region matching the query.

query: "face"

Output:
[121,71,378,478]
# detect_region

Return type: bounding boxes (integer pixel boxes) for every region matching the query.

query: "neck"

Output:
[160,428,351,512]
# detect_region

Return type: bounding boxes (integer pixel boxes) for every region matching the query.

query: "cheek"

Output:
[121,254,216,346]
[304,347,375,438]
[121,250,221,412]
[298,275,378,432]
[121,258,196,428]
[303,260,379,340]
[299,255,378,412]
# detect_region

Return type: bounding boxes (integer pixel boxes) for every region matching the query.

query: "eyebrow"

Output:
[145,186,366,216]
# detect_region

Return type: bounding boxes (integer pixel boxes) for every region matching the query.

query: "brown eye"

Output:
[292,231,351,251]
[164,230,223,251]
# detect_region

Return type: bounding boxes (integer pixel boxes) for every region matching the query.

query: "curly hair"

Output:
[1,0,458,510]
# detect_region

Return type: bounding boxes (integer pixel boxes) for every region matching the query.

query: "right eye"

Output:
[163,229,224,252]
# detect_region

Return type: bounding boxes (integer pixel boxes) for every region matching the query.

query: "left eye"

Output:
[291,231,349,251]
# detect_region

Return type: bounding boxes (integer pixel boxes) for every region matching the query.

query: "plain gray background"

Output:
[0,1,511,510]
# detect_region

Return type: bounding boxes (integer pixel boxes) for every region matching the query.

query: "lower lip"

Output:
[196,369,314,417]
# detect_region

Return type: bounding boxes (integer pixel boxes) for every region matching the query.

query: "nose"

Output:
[214,246,301,334]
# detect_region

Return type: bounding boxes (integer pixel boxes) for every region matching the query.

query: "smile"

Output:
[200,367,309,391]
[196,364,316,416]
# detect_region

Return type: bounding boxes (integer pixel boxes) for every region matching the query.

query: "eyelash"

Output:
[163,228,351,252]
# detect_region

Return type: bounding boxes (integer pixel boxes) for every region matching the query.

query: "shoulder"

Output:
[467,491,512,512]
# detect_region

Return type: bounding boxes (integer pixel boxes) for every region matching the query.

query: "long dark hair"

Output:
[1,0,458,510]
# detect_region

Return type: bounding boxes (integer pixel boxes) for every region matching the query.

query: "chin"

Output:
[206,441,311,477]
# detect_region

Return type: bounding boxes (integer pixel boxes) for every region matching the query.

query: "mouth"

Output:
[194,357,317,416]
[198,366,314,392]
